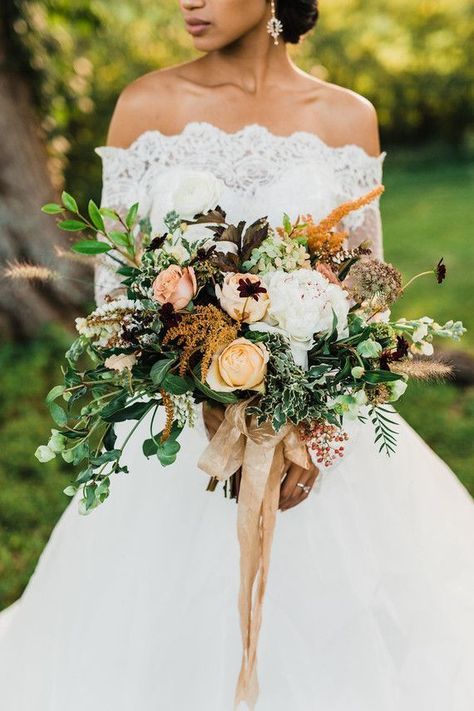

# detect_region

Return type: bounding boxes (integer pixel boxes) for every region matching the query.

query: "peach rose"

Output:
[152,264,197,311]
[206,338,269,393]
[315,262,341,286]
[215,273,269,324]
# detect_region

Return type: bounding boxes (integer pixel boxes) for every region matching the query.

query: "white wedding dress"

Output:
[1,123,473,711]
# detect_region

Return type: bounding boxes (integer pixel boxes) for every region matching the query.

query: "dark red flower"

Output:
[160,302,180,328]
[237,277,267,301]
[380,336,410,370]
[436,257,447,284]
[147,234,167,251]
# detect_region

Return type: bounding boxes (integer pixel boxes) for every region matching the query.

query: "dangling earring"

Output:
[267,0,283,45]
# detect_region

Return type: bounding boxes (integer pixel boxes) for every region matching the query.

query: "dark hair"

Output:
[278,0,319,44]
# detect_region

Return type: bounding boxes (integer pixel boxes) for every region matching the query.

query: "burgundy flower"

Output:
[380,336,410,370]
[160,302,180,328]
[436,257,447,284]
[237,277,267,301]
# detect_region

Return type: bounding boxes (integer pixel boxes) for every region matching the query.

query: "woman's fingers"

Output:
[279,461,319,511]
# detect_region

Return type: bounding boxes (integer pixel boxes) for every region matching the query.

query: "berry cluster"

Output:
[300,420,350,467]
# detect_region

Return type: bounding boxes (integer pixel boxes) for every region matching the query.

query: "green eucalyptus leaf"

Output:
[41,203,63,215]
[58,220,87,231]
[63,485,78,497]
[125,202,139,229]
[46,385,65,404]
[75,467,94,484]
[49,402,68,427]
[156,438,180,466]
[88,199,105,232]
[90,449,121,466]
[61,191,79,213]
[69,441,89,465]
[109,231,130,248]
[35,445,56,463]
[71,240,111,255]
[100,207,120,220]
[142,438,158,458]
[96,477,110,503]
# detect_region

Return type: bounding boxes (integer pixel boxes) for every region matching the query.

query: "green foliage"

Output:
[0,328,73,608]
[0,154,473,610]
[298,0,473,146]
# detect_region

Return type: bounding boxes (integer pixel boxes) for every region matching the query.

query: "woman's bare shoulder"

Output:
[298,72,381,157]
[319,80,381,156]
[105,60,201,148]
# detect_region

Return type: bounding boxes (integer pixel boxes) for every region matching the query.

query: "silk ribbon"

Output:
[198,400,311,710]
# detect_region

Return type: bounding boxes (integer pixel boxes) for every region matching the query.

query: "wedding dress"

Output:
[1,122,473,711]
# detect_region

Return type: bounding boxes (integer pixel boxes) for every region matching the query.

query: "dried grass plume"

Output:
[4,260,58,283]
[390,359,453,381]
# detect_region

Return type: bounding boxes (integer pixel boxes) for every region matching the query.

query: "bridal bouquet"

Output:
[33,169,465,707]
[35,173,465,513]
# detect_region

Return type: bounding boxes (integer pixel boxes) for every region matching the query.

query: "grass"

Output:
[381,146,474,496]
[0,147,473,610]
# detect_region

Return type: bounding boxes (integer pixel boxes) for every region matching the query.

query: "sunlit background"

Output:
[1,0,473,607]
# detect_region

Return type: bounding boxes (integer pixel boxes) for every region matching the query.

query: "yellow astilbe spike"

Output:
[162,305,238,380]
[389,359,453,381]
[4,260,58,282]
[312,185,385,239]
[160,389,174,441]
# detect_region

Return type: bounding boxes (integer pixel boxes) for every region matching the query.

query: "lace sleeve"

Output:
[336,149,387,262]
[93,146,147,306]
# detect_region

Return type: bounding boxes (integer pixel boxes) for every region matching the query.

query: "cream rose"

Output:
[152,264,197,310]
[147,169,225,233]
[104,353,137,372]
[206,338,269,393]
[215,273,269,324]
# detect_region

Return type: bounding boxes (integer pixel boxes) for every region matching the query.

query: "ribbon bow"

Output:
[198,400,311,710]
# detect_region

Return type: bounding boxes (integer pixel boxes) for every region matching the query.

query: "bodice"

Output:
[94,122,387,305]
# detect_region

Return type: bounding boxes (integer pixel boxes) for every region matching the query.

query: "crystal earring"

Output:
[267,0,283,45]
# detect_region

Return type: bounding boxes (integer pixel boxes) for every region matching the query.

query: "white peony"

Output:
[249,269,350,368]
[145,169,225,234]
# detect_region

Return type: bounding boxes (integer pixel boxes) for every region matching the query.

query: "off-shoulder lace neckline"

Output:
[95,121,386,163]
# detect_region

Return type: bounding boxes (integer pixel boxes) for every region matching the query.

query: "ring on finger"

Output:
[296,482,311,495]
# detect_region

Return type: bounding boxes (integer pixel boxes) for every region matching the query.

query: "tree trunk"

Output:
[0,5,92,340]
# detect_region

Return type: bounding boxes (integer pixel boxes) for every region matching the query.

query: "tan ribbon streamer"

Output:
[198,400,311,710]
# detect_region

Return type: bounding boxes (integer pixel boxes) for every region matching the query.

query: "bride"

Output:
[1,1,473,709]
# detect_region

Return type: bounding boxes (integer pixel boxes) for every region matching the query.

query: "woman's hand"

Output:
[279,459,319,512]
[202,402,319,509]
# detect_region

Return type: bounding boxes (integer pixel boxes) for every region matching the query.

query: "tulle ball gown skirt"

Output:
[0,408,473,710]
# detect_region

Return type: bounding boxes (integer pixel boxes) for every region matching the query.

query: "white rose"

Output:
[147,169,224,233]
[162,241,190,264]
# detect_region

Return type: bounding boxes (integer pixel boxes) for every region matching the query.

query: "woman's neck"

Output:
[200,28,297,95]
